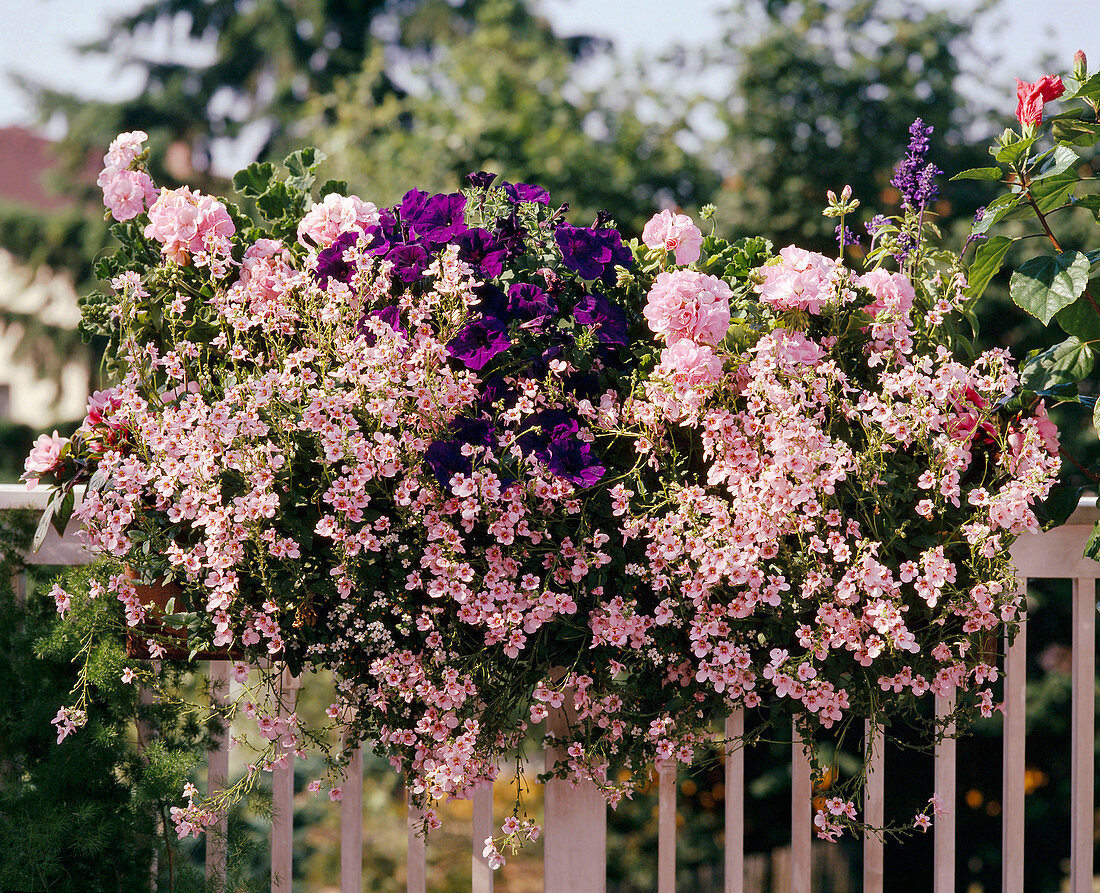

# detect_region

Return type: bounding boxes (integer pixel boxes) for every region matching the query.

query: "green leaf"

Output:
[995,136,1037,165]
[965,236,1013,301]
[255,182,294,221]
[1020,336,1094,389]
[1010,251,1091,323]
[317,178,348,199]
[232,161,275,197]
[951,166,1003,182]
[1036,485,1083,532]
[1031,145,1080,181]
[1052,119,1100,147]
[1054,289,1100,341]
[1072,193,1100,220]
[284,147,326,178]
[1065,72,1100,101]
[1085,520,1100,561]
[972,192,1021,235]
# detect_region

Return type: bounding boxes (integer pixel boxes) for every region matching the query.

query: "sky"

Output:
[0,0,1096,132]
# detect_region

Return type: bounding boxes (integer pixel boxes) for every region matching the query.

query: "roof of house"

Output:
[0,126,89,211]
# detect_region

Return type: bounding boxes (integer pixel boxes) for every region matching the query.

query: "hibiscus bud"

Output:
[1074,50,1088,81]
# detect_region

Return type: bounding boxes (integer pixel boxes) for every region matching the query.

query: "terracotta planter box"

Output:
[125,571,243,661]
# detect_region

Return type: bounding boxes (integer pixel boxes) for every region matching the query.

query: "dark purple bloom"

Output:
[357,305,406,345]
[362,208,401,256]
[447,316,511,370]
[543,434,605,488]
[472,284,509,321]
[314,231,360,287]
[450,415,494,450]
[423,439,471,490]
[502,182,551,205]
[554,224,632,284]
[466,171,498,190]
[592,209,613,228]
[507,283,556,323]
[493,212,527,257]
[456,228,508,278]
[891,119,942,211]
[478,375,518,412]
[573,291,628,349]
[517,409,578,457]
[385,243,429,283]
[406,192,468,244]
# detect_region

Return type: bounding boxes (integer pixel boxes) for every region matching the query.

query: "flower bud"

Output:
[841,185,853,202]
[1074,49,1088,81]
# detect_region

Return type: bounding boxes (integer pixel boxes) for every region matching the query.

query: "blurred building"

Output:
[0,127,90,428]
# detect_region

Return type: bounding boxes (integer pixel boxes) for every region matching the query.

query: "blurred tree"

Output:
[704,0,999,252]
[18,0,496,192]
[302,0,720,231]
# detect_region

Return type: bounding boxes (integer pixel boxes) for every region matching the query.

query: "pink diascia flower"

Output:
[856,268,915,318]
[23,430,67,488]
[1033,399,1060,455]
[644,270,732,345]
[642,209,703,265]
[297,193,380,249]
[1016,75,1065,128]
[757,245,837,314]
[144,186,236,264]
[658,340,724,387]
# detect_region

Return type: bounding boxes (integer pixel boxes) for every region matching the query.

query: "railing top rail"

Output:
[0,483,84,511]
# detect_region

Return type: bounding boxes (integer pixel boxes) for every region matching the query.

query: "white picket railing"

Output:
[2,482,1095,892]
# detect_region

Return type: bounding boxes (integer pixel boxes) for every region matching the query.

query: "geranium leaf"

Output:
[1031,146,1080,181]
[1010,251,1090,324]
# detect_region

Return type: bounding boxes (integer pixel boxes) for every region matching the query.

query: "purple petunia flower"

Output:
[493,211,527,257]
[507,283,556,324]
[385,243,429,283]
[554,224,632,284]
[447,316,511,370]
[357,305,406,345]
[405,192,468,245]
[466,171,498,190]
[543,434,605,488]
[314,231,360,287]
[423,439,471,490]
[456,228,508,278]
[502,182,551,205]
[573,291,628,349]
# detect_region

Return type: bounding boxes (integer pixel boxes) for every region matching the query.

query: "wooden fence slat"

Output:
[791,723,812,893]
[206,660,230,891]
[863,721,884,893]
[271,668,301,892]
[472,782,494,893]
[1071,577,1095,893]
[407,795,427,893]
[1002,600,1027,893]
[544,701,606,893]
[724,712,744,893]
[658,762,676,893]
[933,691,956,893]
[340,745,363,893]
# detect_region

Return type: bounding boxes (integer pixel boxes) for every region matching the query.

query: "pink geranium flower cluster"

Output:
[38,138,1060,853]
[97,130,158,221]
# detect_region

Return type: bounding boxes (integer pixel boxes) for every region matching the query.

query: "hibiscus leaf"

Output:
[950,167,1003,181]
[965,236,1013,301]
[1020,336,1093,389]
[1085,520,1100,561]
[1010,251,1090,323]
[1036,484,1083,532]
[1031,146,1080,181]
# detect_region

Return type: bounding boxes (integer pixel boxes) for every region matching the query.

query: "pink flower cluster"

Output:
[642,209,704,265]
[144,186,236,265]
[757,246,841,314]
[297,192,380,248]
[97,130,158,221]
